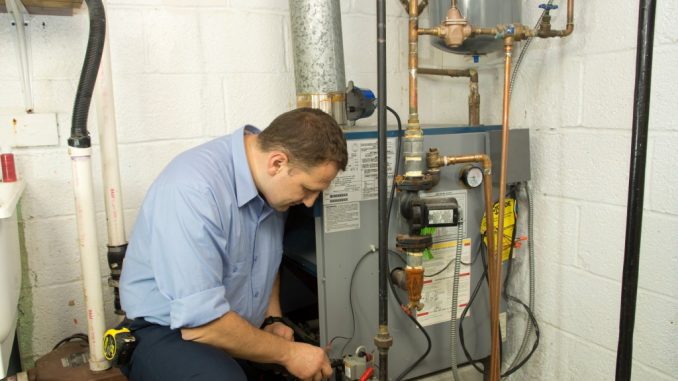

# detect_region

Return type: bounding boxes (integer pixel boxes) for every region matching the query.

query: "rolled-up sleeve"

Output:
[148,180,232,329]
[170,286,230,328]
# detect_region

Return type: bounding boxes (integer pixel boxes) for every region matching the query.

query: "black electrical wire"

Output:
[338,248,377,356]
[52,333,89,351]
[386,105,403,223]
[387,264,432,381]
[499,190,540,377]
[458,195,540,377]
[458,243,488,373]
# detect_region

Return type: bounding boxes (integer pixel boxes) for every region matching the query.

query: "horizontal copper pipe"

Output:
[418,68,480,126]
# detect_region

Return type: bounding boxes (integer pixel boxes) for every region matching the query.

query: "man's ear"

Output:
[267,151,289,176]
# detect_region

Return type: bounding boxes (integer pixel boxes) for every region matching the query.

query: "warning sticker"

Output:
[322,137,396,233]
[416,238,472,327]
[323,138,396,205]
[323,202,360,234]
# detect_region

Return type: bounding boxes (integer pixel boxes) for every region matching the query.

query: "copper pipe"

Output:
[487,37,514,381]
[418,68,480,126]
[537,0,575,37]
[399,0,429,16]
[408,0,419,125]
[426,151,498,358]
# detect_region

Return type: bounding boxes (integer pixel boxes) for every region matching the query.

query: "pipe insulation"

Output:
[68,0,109,371]
[616,0,656,379]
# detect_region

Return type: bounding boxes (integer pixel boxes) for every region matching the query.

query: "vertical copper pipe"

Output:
[469,69,480,125]
[408,0,419,125]
[489,37,513,381]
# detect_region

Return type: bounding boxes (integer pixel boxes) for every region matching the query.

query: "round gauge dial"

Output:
[460,165,483,188]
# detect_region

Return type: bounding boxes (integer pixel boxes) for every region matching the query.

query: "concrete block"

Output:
[23,279,114,360]
[13,149,83,219]
[117,139,206,210]
[229,0,287,10]
[634,291,678,376]
[581,51,636,130]
[342,14,401,75]
[656,0,678,46]
[222,73,295,132]
[577,203,625,280]
[649,46,678,131]
[111,73,209,143]
[536,262,621,351]
[532,194,579,268]
[29,14,88,80]
[0,15,20,80]
[530,130,631,205]
[164,0,227,6]
[144,9,203,74]
[200,10,288,74]
[30,79,76,114]
[0,80,24,111]
[638,212,678,299]
[106,0,160,4]
[582,0,637,55]
[566,132,678,305]
[106,8,146,75]
[518,322,615,380]
[349,0,405,17]
[510,56,583,129]
[649,134,678,215]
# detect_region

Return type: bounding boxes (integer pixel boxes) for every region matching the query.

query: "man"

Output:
[119,108,347,381]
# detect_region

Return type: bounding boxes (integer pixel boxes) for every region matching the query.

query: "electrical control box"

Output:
[282,125,530,378]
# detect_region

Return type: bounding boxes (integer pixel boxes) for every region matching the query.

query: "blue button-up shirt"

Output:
[120,126,285,329]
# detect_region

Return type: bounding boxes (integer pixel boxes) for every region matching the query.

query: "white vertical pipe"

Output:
[6,0,34,112]
[69,146,109,371]
[95,19,126,246]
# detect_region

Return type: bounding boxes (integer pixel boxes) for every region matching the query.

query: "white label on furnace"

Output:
[416,238,472,327]
[323,202,360,233]
[323,138,396,205]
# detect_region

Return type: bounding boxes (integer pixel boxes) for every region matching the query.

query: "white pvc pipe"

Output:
[6,0,33,112]
[69,146,110,371]
[95,22,126,246]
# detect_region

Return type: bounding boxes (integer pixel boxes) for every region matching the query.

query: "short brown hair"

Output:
[258,108,348,171]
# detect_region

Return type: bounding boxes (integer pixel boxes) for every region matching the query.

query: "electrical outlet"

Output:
[0,113,59,148]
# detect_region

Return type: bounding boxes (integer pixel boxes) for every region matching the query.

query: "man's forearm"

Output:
[266,271,283,317]
[180,311,291,364]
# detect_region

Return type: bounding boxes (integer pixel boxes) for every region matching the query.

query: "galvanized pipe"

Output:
[616,0,656,379]
[289,0,346,124]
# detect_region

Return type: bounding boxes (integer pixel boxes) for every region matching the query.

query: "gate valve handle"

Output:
[539,3,559,10]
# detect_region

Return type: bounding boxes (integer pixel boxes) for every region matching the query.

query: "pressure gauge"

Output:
[460,165,483,188]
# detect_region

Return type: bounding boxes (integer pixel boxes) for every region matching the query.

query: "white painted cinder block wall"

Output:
[0,0,675,379]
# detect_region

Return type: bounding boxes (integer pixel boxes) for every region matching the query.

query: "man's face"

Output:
[266,161,339,212]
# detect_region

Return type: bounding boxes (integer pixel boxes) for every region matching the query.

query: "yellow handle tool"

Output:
[103,327,136,366]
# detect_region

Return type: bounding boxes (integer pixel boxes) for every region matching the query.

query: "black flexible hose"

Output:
[616,1,656,379]
[69,0,106,148]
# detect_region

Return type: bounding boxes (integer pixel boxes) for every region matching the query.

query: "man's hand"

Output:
[263,321,294,342]
[282,342,333,381]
